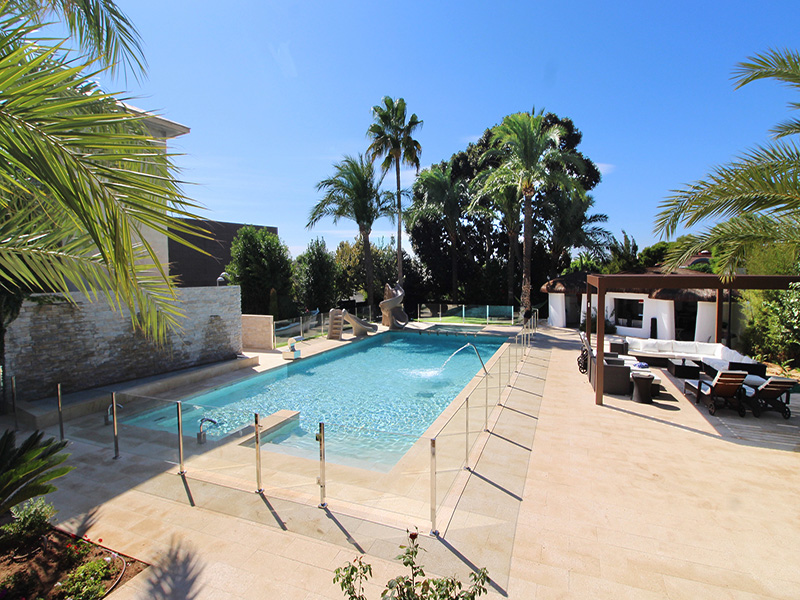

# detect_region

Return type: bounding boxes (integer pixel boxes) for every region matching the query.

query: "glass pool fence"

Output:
[417,303,539,327]
[45,320,535,536]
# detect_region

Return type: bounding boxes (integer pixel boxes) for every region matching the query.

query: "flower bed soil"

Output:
[0,529,147,599]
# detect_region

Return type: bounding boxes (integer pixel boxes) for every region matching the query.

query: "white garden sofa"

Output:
[624,337,766,377]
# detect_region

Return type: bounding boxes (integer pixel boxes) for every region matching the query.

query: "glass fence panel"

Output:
[354,305,376,323]
[417,303,436,321]
[304,313,325,339]
[321,423,429,526]
[433,393,486,517]
[414,304,519,325]
[54,393,181,466]
[488,305,516,324]
[275,316,303,347]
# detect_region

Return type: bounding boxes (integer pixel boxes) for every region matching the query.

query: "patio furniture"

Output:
[632,372,654,403]
[684,370,749,417]
[625,338,767,377]
[742,376,795,419]
[667,358,700,379]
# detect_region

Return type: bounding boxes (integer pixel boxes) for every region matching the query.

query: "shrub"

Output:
[0,430,72,515]
[0,497,56,549]
[334,530,488,600]
[57,557,117,600]
[59,538,93,568]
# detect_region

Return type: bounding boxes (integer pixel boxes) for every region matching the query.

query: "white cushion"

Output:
[673,341,698,354]
[696,342,718,356]
[704,358,727,372]
[626,337,644,351]
[640,338,660,352]
[721,346,742,362]
[656,339,674,352]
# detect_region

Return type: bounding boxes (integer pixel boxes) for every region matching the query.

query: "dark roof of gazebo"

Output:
[541,267,748,299]
[540,271,588,294]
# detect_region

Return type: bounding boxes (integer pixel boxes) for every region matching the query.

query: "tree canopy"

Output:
[226,227,295,318]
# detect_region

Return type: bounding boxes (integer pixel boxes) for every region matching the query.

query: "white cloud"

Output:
[269,42,298,79]
[460,134,481,144]
[597,163,616,176]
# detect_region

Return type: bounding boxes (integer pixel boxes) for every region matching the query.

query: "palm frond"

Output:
[733,48,800,91]
[0,13,206,340]
[9,0,146,79]
[654,142,800,237]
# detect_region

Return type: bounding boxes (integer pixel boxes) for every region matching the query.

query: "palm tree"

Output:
[409,163,468,301]
[544,191,611,279]
[366,96,423,284]
[655,48,800,276]
[0,8,203,341]
[481,108,584,312]
[309,154,394,309]
[10,0,145,77]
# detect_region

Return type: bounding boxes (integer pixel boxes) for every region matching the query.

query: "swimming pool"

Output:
[124,331,505,471]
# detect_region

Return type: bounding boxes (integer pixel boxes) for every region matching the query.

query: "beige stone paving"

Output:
[505,326,800,599]
[6,323,800,598]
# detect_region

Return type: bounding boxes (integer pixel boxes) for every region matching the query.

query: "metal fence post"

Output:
[57,383,64,441]
[464,397,470,470]
[486,305,489,325]
[317,422,327,508]
[111,392,120,460]
[254,413,263,493]
[484,371,489,431]
[177,402,185,474]
[430,438,438,536]
[11,376,17,431]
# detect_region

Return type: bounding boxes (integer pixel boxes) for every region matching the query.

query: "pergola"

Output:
[585,273,800,406]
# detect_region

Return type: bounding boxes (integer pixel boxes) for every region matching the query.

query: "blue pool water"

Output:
[124,331,505,471]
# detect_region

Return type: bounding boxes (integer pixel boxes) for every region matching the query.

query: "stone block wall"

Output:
[5,287,242,402]
[242,314,275,350]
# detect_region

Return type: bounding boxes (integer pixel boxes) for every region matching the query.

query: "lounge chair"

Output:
[742,376,795,419]
[684,371,748,417]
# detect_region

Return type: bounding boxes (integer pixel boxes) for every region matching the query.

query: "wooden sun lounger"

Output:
[684,370,749,417]
[743,376,795,419]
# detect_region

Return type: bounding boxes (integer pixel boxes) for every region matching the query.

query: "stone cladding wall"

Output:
[241,314,275,350]
[5,286,242,402]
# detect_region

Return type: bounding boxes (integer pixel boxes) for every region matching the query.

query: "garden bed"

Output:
[0,529,147,599]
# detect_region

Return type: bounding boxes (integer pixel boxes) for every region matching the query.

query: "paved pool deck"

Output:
[4,324,800,599]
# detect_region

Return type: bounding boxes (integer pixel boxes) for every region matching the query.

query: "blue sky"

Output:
[93,1,797,258]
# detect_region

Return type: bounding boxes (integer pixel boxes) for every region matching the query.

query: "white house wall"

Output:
[548,294,567,327]
[695,301,716,343]
[572,292,676,340]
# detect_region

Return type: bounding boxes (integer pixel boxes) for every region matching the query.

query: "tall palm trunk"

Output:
[395,158,403,284]
[507,231,518,305]
[449,230,459,302]
[362,228,374,310]
[522,194,533,312]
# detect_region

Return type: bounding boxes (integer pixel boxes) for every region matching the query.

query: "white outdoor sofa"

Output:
[623,337,766,377]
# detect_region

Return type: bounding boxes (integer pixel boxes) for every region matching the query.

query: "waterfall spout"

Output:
[440,343,489,375]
